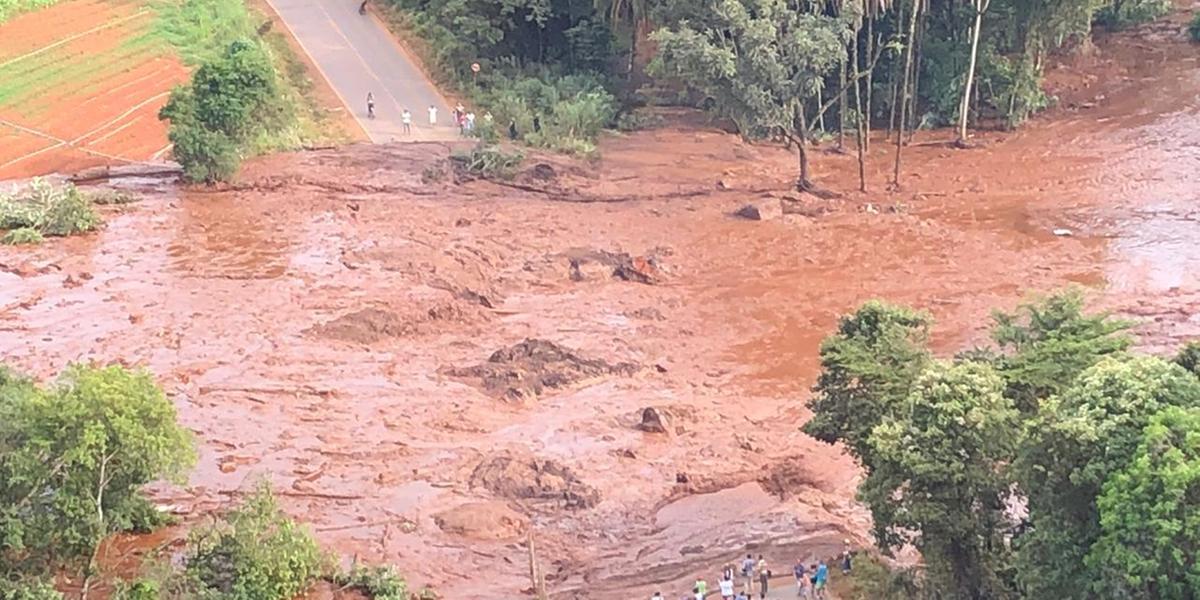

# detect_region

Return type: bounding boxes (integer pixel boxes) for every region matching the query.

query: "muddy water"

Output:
[3,29,1200,600]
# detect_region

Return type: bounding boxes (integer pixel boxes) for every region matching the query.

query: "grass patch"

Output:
[0,0,59,23]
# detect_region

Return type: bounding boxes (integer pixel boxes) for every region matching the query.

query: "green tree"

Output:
[1085,406,1200,598]
[648,0,854,190]
[804,301,933,469]
[1014,356,1200,600]
[991,291,1132,412]
[160,39,282,183]
[0,364,195,574]
[864,361,1019,600]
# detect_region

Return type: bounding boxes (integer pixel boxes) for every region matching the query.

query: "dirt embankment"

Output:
[1,14,1199,600]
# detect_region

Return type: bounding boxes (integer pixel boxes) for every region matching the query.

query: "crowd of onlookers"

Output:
[647,542,853,600]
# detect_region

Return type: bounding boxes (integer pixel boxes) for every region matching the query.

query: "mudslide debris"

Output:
[444,339,638,402]
[469,451,600,510]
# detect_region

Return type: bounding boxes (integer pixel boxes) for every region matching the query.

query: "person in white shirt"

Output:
[649,592,663,600]
[719,575,736,599]
[428,105,438,125]
[401,108,411,134]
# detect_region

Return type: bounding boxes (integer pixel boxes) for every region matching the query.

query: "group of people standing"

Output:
[647,544,851,600]
[362,92,438,135]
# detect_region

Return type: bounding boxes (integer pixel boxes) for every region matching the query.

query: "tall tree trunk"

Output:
[815,86,826,134]
[957,0,987,143]
[852,33,866,192]
[838,54,848,150]
[893,0,920,188]
[908,11,924,140]
[796,113,812,191]
[886,1,903,141]
[864,15,874,152]
[627,24,637,76]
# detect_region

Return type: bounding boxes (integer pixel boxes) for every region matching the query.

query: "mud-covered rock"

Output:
[310,303,481,344]
[470,451,600,510]
[561,248,665,285]
[733,201,781,221]
[434,501,529,540]
[444,339,638,402]
[636,406,673,434]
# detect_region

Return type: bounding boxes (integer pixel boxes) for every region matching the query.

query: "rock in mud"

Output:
[636,406,673,434]
[310,303,480,344]
[733,201,782,221]
[444,339,638,402]
[434,501,529,540]
[309,308,418,343]
[469,451,600,510]
[562,248,665,285]
[759,456,826,498]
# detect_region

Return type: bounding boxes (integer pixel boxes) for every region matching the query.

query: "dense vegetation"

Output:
[0,0,57,23]
[0,364,418,600]
[805,291,1200,599]
[155,0,347,182]
[385,0,1173,187]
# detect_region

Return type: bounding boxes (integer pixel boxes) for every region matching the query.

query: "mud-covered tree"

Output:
[648,0,854,190]
[864,361,1019,600]
[1085,406,1200,598]
[804,301,932,468]
[1013,356,1200,600]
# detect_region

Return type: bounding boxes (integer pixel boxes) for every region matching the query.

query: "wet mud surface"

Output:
[2,17,1199,599]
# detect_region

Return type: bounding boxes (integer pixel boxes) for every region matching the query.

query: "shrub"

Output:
[1191,12,1200,42]
[160,39,284,183]
[0,179,100,238]
[450,143,524,179]
[0,364,196,569]
[183,485,327,600]
[476,73,616,155]
[0,580,64,600]
[1095,0,1172,29]
[333,564,409,600]
[1,227,44,245]
[88,190,137,205]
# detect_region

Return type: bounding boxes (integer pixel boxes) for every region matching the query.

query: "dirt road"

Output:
[263,0,455,142]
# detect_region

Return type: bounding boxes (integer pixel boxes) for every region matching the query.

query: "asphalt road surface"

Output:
[264,0,456,142]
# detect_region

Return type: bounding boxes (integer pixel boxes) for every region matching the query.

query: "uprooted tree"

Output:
[650,0,885,191]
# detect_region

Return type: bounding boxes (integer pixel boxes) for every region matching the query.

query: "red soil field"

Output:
[0,0,188,180]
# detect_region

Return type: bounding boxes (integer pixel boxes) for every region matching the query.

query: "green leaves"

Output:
[183,485,328,600]
[805,291,1200,599]
[159,39,284,183]
[0,364,195,572]
[1085,407,1200,598]
[803,300,932,468]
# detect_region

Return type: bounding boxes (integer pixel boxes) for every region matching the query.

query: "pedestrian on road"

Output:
[719,575,735,599]
[793,560,809,598]
[813,561,828,599]
[366,92,375,119]
[841,540,853,575]
[428,105,437,125]
[758,567,770,599]
[401,108,411,134]
[741,554,754,578]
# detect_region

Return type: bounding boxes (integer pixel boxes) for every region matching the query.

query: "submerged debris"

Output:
[469,451,600,510]
[444,339,638,402]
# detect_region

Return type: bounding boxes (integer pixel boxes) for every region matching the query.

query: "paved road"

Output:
[264,0,456,142]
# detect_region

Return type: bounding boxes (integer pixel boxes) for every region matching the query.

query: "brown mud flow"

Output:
[2,17,1199,600]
